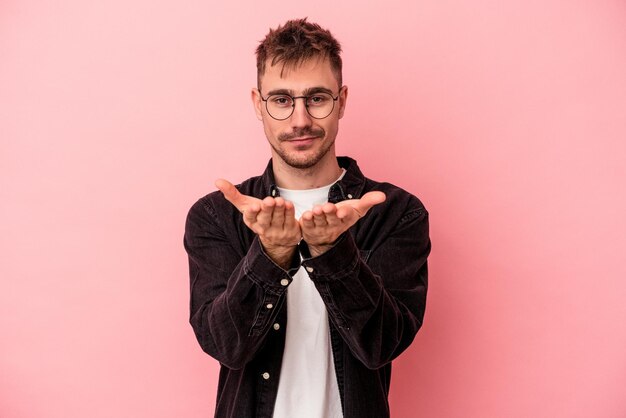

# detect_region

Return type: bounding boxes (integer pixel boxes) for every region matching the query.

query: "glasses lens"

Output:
[265,93,336,120]
[266,95,294,120]
[306,93,335,119]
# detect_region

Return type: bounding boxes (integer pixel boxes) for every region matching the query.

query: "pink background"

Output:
[2,1,626,417]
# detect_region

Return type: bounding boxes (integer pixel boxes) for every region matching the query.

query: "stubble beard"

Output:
[271,127,335,169]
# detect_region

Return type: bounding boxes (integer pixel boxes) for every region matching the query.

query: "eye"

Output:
[308,94,330,106]
[270,95,292,107]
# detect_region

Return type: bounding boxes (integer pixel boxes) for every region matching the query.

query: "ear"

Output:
[251,88,263,121]
[338,85,348,119]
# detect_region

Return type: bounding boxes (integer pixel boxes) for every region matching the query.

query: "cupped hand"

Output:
[216,179,302,268]
[300,191,386,256]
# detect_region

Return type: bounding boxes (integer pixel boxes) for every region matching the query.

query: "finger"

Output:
[336,205,359,222]
[283,200,295,221]
[361,191,387,205]
[322,202,338,215]
[312,205,328,227]
[313,213,328,227]
[338,191,386,218]
[283,201,298,228]
[312,205,324,216]
[215,179,246,210]
[243,202,261,225]
[353,191,386,215]
[300,211,315,229]
[272,198,286,227]
[256,197,275,226]
[322,203,341,227]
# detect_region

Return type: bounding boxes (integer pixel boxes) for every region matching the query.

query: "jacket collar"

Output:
[261,156,366,203]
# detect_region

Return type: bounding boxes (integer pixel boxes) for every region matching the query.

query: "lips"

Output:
[283,136,318,147]
[278,128,325,143]
[289,136,317,142]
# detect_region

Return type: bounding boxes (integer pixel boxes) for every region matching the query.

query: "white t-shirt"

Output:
[273,174,345,418]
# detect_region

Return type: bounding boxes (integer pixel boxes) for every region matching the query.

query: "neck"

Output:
[272,154,342,190]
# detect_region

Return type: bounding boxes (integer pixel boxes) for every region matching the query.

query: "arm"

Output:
[300,197,430,370]
[184,186,300,369]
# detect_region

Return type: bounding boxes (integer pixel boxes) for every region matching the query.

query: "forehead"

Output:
[260,57,339,92]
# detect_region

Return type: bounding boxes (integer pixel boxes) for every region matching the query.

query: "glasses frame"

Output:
[259,90,340,121]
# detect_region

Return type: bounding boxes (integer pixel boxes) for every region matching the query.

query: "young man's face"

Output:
[252,57,347,170]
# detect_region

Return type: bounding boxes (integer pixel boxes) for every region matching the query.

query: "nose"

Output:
[290,97,312,129]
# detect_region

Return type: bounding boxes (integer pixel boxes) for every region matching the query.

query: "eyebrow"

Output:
[265,86,336,96]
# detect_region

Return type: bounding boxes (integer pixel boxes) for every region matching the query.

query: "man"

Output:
[184,18,430,418]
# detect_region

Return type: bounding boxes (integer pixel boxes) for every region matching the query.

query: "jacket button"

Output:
[266,303,273,309]
[280,279,289,286]
[347,194,353,199]
[305,266,314,273]
[273,323,280,330]
[262,372,270,380]
[271,189,277,197]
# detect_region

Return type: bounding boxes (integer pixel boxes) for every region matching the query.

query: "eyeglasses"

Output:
[259,91,339,120]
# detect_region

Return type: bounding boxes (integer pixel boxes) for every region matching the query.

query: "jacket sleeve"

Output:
[300,202,430,370]
[184,196,298,369]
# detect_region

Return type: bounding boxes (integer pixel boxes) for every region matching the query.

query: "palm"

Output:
[216,179,302,268]
[299,191,386,255]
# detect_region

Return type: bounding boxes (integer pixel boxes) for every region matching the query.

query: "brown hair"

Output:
[256,18,343,90]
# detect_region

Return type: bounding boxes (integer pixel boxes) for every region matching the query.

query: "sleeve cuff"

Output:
[244,237,299,290]
[300,232,360,282]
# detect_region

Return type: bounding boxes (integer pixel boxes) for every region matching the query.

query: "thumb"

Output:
[337,191,386,219]
[215,179,245,208]
[350,191,387,217]
[359,191,386,208]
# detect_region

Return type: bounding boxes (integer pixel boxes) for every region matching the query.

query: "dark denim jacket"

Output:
[184,157,430,418]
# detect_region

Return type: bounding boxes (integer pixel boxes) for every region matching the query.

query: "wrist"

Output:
[261,242,298,269]
[307,242,334,257]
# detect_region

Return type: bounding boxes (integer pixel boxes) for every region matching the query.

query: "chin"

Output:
[283,156,320,169]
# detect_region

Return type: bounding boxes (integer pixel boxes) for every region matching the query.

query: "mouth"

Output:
[278,128,325,148]
[285,136,318,146]
[289,136,316,141]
